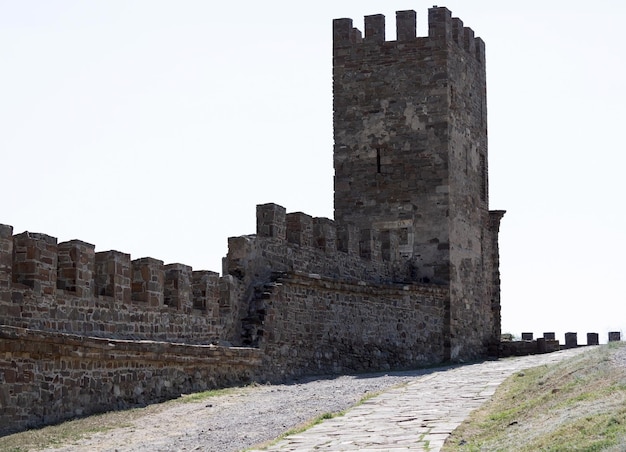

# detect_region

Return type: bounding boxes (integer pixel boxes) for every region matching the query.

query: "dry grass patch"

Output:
[0,408,153,452]
[0,386,244,451]
[443,343,626,451]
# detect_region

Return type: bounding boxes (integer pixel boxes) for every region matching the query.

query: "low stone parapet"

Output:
[500,339,560,357]
[0,326,262,436]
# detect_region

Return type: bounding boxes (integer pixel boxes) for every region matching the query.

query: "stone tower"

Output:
[332,7,505,359]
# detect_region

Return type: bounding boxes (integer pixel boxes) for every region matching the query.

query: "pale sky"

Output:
[1,1,624,344]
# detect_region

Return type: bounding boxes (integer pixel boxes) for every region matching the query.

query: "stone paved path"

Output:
[250,347,591,451]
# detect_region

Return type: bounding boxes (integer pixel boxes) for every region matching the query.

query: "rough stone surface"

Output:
[0,326,261,436]
[259,273,448,379]
[332,8,504,362]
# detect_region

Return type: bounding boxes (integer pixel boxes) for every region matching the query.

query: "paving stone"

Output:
[252,348,590,452]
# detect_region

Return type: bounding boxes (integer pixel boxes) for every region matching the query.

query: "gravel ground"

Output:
[42,367,442,452]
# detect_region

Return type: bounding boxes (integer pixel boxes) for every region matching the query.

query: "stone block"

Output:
[256,203,286,240]
[451,17,464,46]
[536,337,547,354]
[396,10,416,41]
[586,333,599,346]
[521,332,533,341]
[0,224,13,290]
[463,26,475,55]
[428,6,452,41]
[95,251,131,303]
[286,212,313,247]
[57,240,95,298]
[336,224,359,256]
[12,232,58,296]
[225,236,253,279]
[131,258,164,307]
[543,332,556,341]
[164,263,193,312]
[364,14,385,43]
[333,18,354,48]
[546,339,561,353]
[564,332,578,349]
[192,270,219,313]
[312,218,337,253]
[609,331,621,342]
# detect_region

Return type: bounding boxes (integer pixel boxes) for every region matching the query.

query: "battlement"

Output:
[0,224,228,312]
[224,203,425,288]
[255,203,387,264]
[0,224,14,298]
[0,223,245,344]
[333,7,484,61]
[0,222,247,345]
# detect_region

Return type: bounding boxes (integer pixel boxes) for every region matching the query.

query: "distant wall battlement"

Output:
[225,203,424,285]
[333,7,484,62]
[0,223,242,344]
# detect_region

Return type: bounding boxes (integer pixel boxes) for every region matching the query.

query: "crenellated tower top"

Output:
[332,6,489,285]
[333,7,484,62]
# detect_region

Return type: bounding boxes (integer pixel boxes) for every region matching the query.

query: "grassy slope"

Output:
[443,342,626,452]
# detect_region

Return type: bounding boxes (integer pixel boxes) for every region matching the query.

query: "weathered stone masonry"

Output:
[0,326,261,434]
[260,273,448,378]
[223,204,451,379]
[332,8,504,360]
[0,225,260,435]
[1,228,243,345]
[1,6,505,436]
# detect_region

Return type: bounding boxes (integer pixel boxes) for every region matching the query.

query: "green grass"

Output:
[443,343,626,451]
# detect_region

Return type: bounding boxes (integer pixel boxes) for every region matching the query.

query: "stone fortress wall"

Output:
[223,203,451,379]
[0,200,451,433]
[0,326,261,435]
[1,6,511,436]
[0,223,262,434]
[0,224,245,344]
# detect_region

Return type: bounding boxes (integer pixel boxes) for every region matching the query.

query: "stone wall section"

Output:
[12,232,58,296]
[0,224,13,301]
[57,240,95,298]
[259,273,448,380]
[0,326,261,436]
[487,211,506,351]
[0,224,241,345]
[225,203,414,289]
[443,11,492,361]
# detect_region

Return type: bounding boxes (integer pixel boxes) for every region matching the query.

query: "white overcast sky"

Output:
[1,1,624,343]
